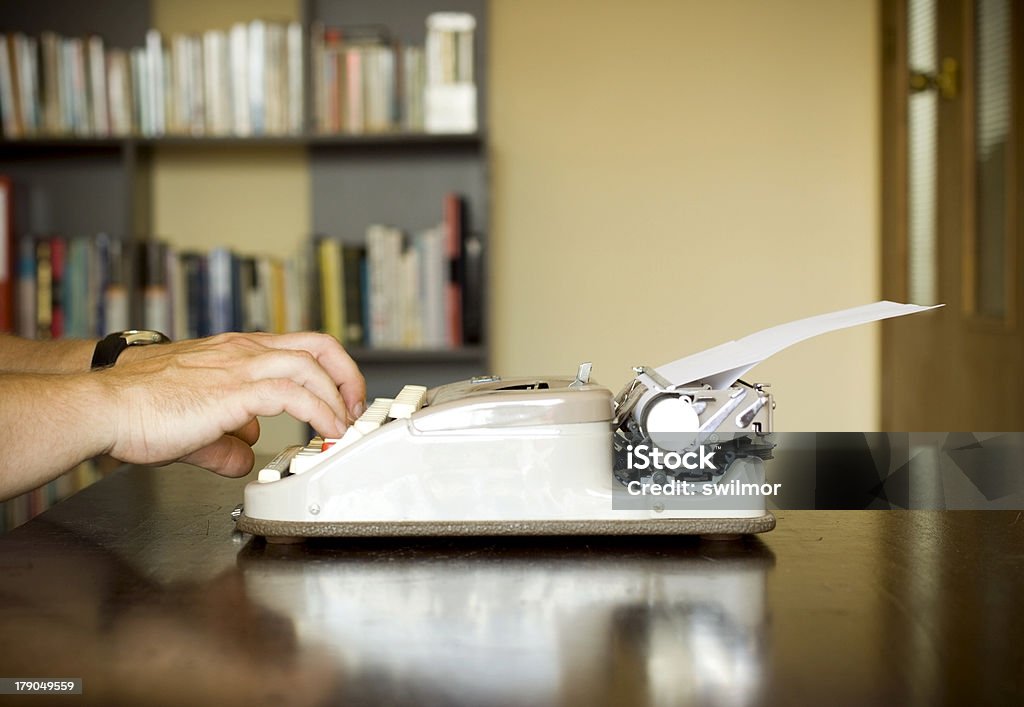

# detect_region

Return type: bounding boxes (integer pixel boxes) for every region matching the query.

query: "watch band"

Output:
[91,330,171,370]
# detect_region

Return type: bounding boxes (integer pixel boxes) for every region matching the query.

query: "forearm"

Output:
[0,372,113,500]
[0,334,96,373]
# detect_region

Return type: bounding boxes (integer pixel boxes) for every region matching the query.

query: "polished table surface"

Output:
[0,463,1022,706]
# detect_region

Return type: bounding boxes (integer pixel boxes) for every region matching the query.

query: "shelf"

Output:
[347,346,487,365]
[305,132,484,151]
[0,137,125,157]
[0,132,484,155]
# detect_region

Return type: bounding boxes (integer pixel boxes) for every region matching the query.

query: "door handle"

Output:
[909,57,958,99]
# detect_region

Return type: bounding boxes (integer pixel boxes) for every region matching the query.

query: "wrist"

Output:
[55,371,121,459]
[63,339,101,373]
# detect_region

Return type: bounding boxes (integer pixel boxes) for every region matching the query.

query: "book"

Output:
[399,245,422,347]
[342,245,365,345]
[107,48,133,135]
[91,233,111,336]
[460,200,484,345]
[238,256,259,331]
[169,246,187,340]
[366,224,402,347]
[87,35,108,135]
[317,237,344,342]
[99,234,129,334]
[240,255,272,332]
[310,21,326,133]
[170,33,189,134]
[415,226,446,348]
[283,253,306,334]
[130,47,147,134]
[146,29,165,135]
[402,45,425,131]
[59,40,74,131]
[202,30,229,135]
[207,246,234,334]
[16,234,34,338]
[247,20,265,135]
[322,29,342,132]
[344,48,363,133]
[443,193,463,347]
[188,34,205,135]
[15,34,40,135]
[264,22,282,134]
[265,256,285,334]
[0,176,11,332]
[48,237,65,339]
[230,251,243,332]
[362,44,395,133]
[34,239,51,340]
[229,22,250,135]
[0,35,21,138]
[40,32,60,133]
[63,236,91,338]
[359,257,370,344]
[138,240,170,334]
[286,22,304,134]
[179,251,206,339]
[425,13,477,133]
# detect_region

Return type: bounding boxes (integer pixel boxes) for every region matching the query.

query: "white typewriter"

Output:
[234,302,936,540]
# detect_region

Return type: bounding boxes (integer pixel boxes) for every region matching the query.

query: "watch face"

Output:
[123,330,170,346]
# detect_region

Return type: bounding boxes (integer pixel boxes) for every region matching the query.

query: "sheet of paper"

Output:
[648,301,941,390]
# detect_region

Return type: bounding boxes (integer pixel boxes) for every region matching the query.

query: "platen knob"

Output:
[644,395,700,452]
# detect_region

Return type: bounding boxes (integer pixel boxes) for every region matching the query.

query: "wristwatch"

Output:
[91,329,171,369]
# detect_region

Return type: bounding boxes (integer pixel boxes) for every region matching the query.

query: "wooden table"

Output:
[0,463,1021,706]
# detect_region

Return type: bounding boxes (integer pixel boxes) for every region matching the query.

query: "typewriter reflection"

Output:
[237,537,775,705]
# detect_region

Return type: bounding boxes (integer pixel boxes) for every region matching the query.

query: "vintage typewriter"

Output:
[234,302,935,540]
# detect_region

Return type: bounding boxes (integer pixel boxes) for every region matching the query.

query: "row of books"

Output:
[0,186,482,349]
[0,21,304,139]
[317,198,482,350]
[310,24,426,135]
[0,11,479,140]
[11,236,314,342]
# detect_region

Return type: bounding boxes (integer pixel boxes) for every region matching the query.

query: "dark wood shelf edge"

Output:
[0,132,484,153]
[348,346,488,365]
[305,132,485,150]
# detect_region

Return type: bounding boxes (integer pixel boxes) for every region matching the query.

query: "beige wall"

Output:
[489,0,881,430]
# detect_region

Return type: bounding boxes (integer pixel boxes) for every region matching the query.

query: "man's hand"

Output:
[108,332,367,477]
[0,332,367,500]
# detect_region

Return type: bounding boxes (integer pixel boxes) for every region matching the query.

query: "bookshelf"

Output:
[0,0,490,527]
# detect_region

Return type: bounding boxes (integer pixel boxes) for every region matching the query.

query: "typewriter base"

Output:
[236,511,776,541]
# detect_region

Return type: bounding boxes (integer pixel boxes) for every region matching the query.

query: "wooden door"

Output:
[882,0,1023,429]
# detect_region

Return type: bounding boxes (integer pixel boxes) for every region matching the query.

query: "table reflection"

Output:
[5,464,1023,705]
[0,523,337,707]
[237,536,775,705]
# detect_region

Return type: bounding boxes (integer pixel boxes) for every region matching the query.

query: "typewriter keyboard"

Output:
[256,384,428,482]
